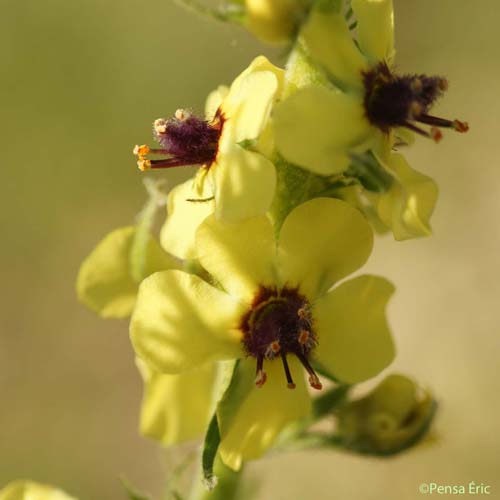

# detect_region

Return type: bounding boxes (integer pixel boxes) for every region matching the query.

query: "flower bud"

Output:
[244,0,309,43]
[336,374,436,455]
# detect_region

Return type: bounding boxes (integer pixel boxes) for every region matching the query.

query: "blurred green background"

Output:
[1,0,499,498]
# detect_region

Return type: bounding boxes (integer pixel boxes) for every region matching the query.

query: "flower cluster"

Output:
[72,0,466,494]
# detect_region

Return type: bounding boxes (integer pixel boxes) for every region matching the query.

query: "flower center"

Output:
[133,108,224,171]
[362,62,468,142]
[240,286,322,391]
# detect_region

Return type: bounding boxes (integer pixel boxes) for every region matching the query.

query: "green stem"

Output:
[283,40,330,99]
[269,42,334,234]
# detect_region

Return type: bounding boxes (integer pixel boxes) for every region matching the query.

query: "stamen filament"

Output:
[280,353,296,389]
[255,356,267,388]
[417,113,456,129]
[402,121,432,139]
[296,352,322,390]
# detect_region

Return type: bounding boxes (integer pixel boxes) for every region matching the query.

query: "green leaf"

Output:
[200,360,238,490]
[202,414,221,490]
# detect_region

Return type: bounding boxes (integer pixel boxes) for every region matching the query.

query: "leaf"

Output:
[200,360,239,490]
[201,414,221,490]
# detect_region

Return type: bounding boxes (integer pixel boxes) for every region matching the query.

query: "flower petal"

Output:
[160,172,215,260]
[314,275,395,383]
[274,86,371,174]
[218,357,311,470]
[130,270,245,373]
[0,481,77,500]
[137,359,216,446]
[301,9,368,90]
[77,226,175,318]
[222,57,284,143]
[196,212,276,302]
[376,154,439,240]
[205,85,229,120]
[277,198,373,299]
[213,145,276,223]
[351,0,395,63]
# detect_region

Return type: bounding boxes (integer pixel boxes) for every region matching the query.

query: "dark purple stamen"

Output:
[134,108,224,171]
[362,62,468,141]
[239,286,321,390]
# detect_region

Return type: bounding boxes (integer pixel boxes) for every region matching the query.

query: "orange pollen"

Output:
[270,341,281,353]
[133,144,150,157]
[255,370,267,388]
[137,158,151,171]
[309,373,323,391]
[298,330,310,345]
[430,127,443,143]
[453,120,469,133]
[297,307,309,320]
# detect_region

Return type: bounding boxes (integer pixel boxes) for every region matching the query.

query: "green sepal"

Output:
[346,152,394,193]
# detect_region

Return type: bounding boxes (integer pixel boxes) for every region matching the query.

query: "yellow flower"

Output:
[77,227,213,446]
[134,56,283,236]
[130,198,395,469]
[0,481,76,500]
[76,226,177,318]
[275,0,468,175]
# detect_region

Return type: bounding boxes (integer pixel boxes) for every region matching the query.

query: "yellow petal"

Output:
[205,85,229,120]
[76,226,175,318]
[274,87,370,174]
[314,275,395,383]
[213,145,276,222]
[377,154,439,240]
[277,198,373,299]
[351,0,395,63]
[219,357,310,470]
[301,9,368,90]
[130,270,245,373]
[160,172,215,260]
[137,359,216,446]
[196,213,276,302]
[222,70,281,144]
[0,481,76,500]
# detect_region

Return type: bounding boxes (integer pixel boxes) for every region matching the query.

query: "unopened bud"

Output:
[244,0,308,43]
[336,374,436,455]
